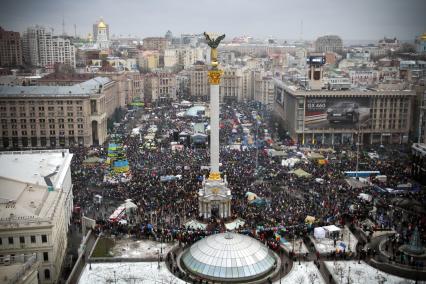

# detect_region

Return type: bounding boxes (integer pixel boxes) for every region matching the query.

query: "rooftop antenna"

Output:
[74,24,77,38]
[62,14,66,36]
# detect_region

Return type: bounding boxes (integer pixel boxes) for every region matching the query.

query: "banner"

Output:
[305,97,370,129]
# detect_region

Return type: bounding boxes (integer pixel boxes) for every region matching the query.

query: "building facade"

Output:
[0,149,74,284]
[0,27,23,67]
[274,79,415,145]
[187,61,209,101]
[220,67,243,103]
[315,35,343,53]
[142,37,168,52]
[22,26,75,68]
[254,71,275,111]
[93,18,110,49]
[0,77,116,149]
[143,71,176,103]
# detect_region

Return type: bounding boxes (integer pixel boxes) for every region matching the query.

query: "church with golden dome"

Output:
[93,18,110,50]
[416,32,426,54]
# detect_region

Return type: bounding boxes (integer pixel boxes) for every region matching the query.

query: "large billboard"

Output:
[305,97,370,129]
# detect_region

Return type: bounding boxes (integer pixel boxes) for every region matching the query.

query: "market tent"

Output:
[249,198,267,206]
[281,157,300,168]
[314,227,326,239]
[184,219,207,230]
[289,168,312,178]
[323,225,341,238]
[225,218,245,230]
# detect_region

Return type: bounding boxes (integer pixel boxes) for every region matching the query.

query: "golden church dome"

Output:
[421,33,426,41]
[98,20,107,29]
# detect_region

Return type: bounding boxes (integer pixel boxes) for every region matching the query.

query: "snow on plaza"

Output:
[311,226,358,255]
[78,262,186,284]
[324,261,420,284]
[274,262,326,284]
[111,239,175,259]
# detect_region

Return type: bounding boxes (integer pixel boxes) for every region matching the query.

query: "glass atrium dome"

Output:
[182,232,277,282]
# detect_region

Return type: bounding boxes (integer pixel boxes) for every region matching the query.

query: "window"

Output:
[41,235,47,243]
[19,236,25,244]
[30,235,36,243]
[43,252,49,261]
[0,238,2,245]
[8,237,13,245]
[44,269,50,280]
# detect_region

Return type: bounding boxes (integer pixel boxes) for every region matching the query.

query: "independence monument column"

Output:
[198,32,231,220]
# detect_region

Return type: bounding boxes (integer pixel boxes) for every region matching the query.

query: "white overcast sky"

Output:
[1,0,425,41]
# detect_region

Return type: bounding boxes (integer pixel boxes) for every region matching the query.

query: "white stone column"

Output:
[210,83,220,173]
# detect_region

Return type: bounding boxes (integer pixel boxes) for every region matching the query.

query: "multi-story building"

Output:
[220,66,243,104]
[315,35,343,54]
[52,36,76,68]
[164,47,204,69]
[0,27,22,67]
[348,67,379,87]
[0,253,40,284]
[254,71,275,111]
[274,78,415,145]
[22,26,75,68]
[0,149,73,284]
[241,67,255,102]
[137,50,160,71]
[142,37,168,52]
[187,61,209,101]
[378,37,400,51]
[0,77,117,148]
[144,71,176,103]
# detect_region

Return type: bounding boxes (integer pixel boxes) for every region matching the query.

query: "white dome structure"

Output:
[181,233,277,282]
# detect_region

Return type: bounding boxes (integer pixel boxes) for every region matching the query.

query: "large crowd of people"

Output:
[69,102,425,267]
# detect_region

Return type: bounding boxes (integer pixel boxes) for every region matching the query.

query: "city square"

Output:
[0,1,426,283]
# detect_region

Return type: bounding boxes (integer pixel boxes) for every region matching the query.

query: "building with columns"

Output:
[187,61,209,101]
[273,78,415,145]
[0,77,116,149]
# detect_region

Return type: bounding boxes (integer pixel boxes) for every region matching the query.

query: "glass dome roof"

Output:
[182,233,276,281]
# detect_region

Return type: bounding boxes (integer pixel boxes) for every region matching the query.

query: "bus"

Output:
[344,171,380,178]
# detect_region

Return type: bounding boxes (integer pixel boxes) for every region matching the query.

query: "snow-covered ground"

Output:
[274,262,326,284]
[111,239,175,259]
[280,238,309,255]
[324,261,416,284]
[311,226,357,255]
[79,262,186,284]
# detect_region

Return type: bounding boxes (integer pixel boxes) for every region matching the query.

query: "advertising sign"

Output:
[305,97,370,129]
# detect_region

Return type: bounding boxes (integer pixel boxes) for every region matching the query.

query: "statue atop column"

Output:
[203,32,225,69]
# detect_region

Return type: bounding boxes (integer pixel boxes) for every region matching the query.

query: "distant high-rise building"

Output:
[22,26,75,68]
[315,35,343,54]
[165,30,173,42]
[142,37,168,52]
[0,27,22,67]
[93,18,110,50]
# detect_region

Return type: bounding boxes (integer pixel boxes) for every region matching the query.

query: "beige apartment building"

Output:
[0,77,117,149]
[0,150,73,284]
[144,71,176,103]
[188,61,209,101]
[137,50,160,71]
[220,66,243,103]
[254,71,275,110]
[142,37,168,52]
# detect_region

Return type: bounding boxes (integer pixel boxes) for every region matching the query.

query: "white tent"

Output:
[358,193,372,202]
[314,227,326,239]
[323,225,341,238]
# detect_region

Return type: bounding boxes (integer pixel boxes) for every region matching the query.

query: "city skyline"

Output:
[1,0,425,41]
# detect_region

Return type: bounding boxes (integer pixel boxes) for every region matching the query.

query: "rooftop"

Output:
[182,233,277,281]
[0,150,73,225]
[0,77,111,97]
